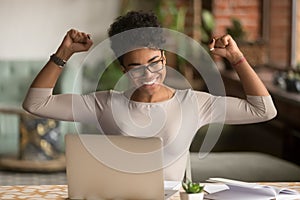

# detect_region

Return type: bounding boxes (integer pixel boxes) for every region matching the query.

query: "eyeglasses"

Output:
[127,58,164,78]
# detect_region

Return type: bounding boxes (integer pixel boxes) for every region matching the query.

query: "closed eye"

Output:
[130,59,162,70]
[149,60,162,67]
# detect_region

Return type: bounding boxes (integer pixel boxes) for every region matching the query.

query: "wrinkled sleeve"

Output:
[22,88,108,124]
[195,91,277,126]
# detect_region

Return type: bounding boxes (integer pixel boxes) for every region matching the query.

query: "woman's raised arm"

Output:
[22,29,94,121]
[30,29,93,88]
[209,35,269,97]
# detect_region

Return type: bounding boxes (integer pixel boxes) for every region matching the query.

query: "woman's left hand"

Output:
[208,34,244,65]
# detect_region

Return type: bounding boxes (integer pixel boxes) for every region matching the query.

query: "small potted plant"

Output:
[180,179,205,200]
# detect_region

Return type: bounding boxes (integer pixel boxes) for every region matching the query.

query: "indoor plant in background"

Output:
[180,179,204,200]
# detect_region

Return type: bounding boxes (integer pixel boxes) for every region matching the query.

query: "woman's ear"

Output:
[120,65,126,73]
[161,50,167,65]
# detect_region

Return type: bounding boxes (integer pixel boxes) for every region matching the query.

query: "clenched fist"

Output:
[208,34,243,65]
[55,29,93,60]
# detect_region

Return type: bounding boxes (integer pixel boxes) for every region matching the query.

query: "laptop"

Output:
[65,134,177,200]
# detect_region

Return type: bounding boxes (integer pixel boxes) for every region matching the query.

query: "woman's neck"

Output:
[130,85,175,103]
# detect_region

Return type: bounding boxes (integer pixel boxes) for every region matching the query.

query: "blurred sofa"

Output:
[0,60,81,157]
[190,151,300,182]
[189,125,300,182]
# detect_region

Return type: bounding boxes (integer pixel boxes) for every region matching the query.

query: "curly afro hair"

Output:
[108,11,165,65]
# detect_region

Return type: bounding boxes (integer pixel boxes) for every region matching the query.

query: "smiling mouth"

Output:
[142,77,158,86]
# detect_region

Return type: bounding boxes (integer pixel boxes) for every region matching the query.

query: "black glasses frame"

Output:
[126,50,165,78]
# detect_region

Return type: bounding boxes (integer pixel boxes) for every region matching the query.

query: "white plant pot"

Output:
[180,192,204,200]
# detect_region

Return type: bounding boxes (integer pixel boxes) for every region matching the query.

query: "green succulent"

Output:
[182,179,204,194]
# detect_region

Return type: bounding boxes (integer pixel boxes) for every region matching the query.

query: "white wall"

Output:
[0,0,121,60]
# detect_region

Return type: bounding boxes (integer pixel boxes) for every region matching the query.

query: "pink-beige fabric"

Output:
[23,88,277,181]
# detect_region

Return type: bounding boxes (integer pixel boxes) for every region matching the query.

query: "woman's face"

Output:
[122,48,166,95]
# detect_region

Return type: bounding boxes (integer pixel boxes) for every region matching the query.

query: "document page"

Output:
[164,181,180,200]
[205,178,300,200]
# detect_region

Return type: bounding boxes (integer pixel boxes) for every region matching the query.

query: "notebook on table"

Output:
[205,177,300,200]
[65,134,178,200]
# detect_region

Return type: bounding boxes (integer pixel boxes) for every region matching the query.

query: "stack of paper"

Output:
[204,178,300,200]
[164,181,181,190]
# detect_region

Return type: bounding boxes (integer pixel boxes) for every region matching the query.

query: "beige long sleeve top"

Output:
[23,88,277,181]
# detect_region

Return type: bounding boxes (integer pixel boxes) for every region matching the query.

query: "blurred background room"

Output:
[0,0,299,185]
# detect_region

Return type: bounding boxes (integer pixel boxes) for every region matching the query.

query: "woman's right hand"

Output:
[56,29,93,61]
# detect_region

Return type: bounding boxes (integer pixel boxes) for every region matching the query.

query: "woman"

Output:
[23,11,277,181]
